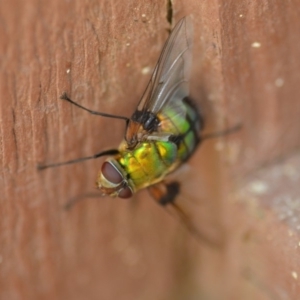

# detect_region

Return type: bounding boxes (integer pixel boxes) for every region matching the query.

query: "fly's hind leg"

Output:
[148,181,180,206]
[201,123,242,141]
[148,182,224,248]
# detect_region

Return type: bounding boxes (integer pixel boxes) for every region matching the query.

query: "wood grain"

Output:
[0,0,300,299]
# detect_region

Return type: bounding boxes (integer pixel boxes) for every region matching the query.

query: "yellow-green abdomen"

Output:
[158,98,201,162]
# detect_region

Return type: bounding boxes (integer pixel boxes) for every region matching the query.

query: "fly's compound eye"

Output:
[118,186,133,199]
[101,161,133,199]
[101,161,123,184]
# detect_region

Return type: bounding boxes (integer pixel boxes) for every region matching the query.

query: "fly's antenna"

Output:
[37,149,119,170]
[60,92,130,122]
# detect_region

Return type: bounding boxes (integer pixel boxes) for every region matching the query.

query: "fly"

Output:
[39,17,240,246]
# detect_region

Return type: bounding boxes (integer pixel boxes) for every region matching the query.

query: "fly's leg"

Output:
[148,181,180,206]
[60,92,129,122]
[64,192,103,210]
[148,182,223,248]
[201,123,242,141]
[150,180,281,298]
[37,149,119,170]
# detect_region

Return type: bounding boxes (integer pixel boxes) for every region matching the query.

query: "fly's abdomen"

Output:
[118,141,178,191]
[158,97,202,161]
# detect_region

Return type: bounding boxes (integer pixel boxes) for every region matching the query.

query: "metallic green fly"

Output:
[39,17,238,245]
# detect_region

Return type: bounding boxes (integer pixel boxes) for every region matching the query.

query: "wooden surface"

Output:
[1,0,300,299]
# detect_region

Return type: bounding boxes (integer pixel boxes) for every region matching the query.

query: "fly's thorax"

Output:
[97,158,134,199]
[117,140,179,192]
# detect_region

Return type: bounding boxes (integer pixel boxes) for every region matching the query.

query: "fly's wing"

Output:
[129,16,193,139]
[137,16,193,113]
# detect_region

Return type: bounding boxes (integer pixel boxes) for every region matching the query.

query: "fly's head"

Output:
[97,158,133,198]
[125,120,140,149]
[125,111,160,149]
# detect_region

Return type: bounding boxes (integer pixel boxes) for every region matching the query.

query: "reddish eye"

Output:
[101,162,123,184]
[118,186,133,199]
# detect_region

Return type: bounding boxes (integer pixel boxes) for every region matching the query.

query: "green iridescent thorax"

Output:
[117,140,179,192]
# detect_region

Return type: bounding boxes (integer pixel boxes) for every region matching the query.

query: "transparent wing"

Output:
[136,16,193,116]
